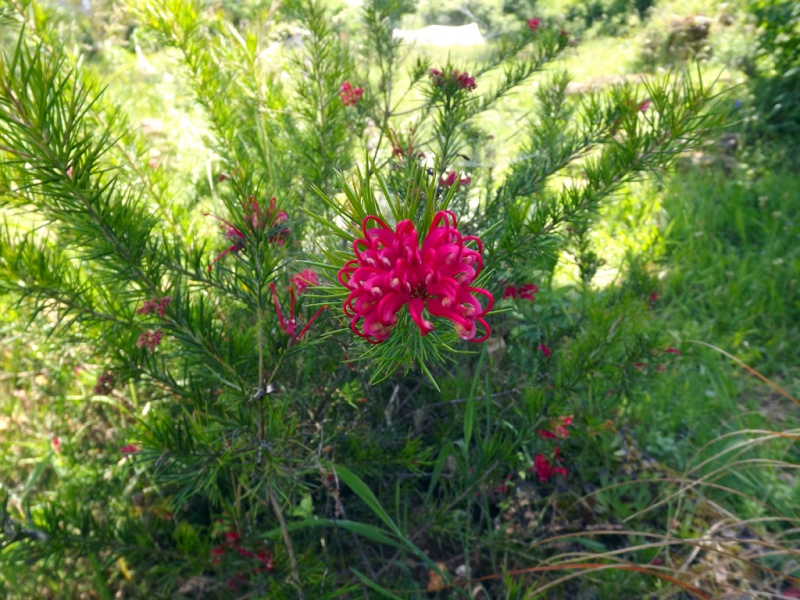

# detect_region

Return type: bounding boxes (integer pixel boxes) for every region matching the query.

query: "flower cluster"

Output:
[120,444,139,454]
[529,415,572,482]
[527,17,542,31]
[531,449,567,482]
[290,269,320,294]
[136,296,171,317]
[439,171,471,187]
[210,522,275,591]
[429,68,477,91]
[136,330,162,352]
[538,343,552,358]
[537,415,573,440]
[502,282,537,300]
[270,281,327,344]
[338,211,493,343]
[339,81,364,106]
[208,197,289,271]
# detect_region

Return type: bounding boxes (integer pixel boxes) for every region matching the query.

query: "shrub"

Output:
[0,0,724,596]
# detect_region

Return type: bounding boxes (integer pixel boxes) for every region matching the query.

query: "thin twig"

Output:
[269,487,304,599]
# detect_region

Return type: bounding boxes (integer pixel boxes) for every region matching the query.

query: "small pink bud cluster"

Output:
[339,81,364,106]
[136,296,171,317]
[338,211,493,343]
[527,17,542,31]
[502,283,537,300]
[429,69,477,91]
[290,269,320,294]
[538,343,551,358]
[120,444,139,454]
[439,171,471,187]
[136,330,162,352]
[208,197,289,271]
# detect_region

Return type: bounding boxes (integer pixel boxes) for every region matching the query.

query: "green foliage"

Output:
[747,0,800,142]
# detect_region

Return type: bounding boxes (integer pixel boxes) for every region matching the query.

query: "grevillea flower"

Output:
[538,343,551,358]
[454,70,477,90]
[338,211,493,343]
[339,81,364,106]
[639,99,652,112]
[429,68,477,91]
[502,283,537,300]
[290,269,320,294]
[207,197,289,271]
[428,68,445,86]
[538,415,573,440]
[530,453,567,482]
[137,296,171,317]
[527,17,542,31]
[52,436,61,453]
[439,171,471,187]
[136,330,162,352]
[120,444,139,455]
[664,347,681,355]
[270,283,327,344]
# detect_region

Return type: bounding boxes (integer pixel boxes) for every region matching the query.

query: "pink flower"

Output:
[527,18,542,31]
[503,283,537,301]
[120,444,139,455]
[538,343,551,358]
[387,128,415,159]
[207,197,289,271]
[270,283,327,344]
[518,283,537,300]
[66,166,73,179]
[664,347,681,355]
[439,171,471,187]
[639,99,651,112]
[533,454,554,482]
[429,69,477,91]
[338,211,493,343]
[531,452,567,482]
[136,330,162,352]
[137,296,172,317]
[52,436,61,453]
[428,68,445,86]
[454,70,477,91]
[648,291,659,303]
[339,81,364,106]
[539,415,573,439]
[290,269,320,294]
[225,531,241,545]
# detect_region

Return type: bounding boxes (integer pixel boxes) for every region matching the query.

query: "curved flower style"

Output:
[338,211,493,344]
[207,197,289,271]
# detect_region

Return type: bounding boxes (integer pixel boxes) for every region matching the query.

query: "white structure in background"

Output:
[393,23,485,47]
